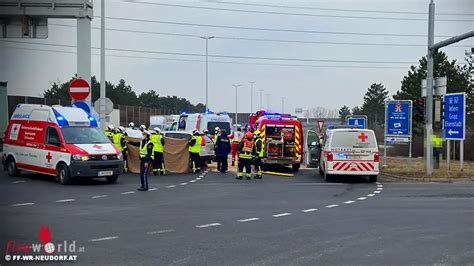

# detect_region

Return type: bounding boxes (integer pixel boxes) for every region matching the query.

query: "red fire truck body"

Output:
[252,112,304,172]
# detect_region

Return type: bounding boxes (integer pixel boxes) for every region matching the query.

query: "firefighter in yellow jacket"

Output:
[188,129,202,174]
[150,127,166,176]
[236,132,256,180]
[253,130,264,179]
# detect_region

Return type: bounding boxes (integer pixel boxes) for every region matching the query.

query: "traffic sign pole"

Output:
[447,140,450,170]
[460,140,464,171]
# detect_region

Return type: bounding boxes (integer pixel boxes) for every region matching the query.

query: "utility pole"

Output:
[258,89,264,110]
[425,0,474,175]
[99,0,106,129]
[232,84,242,124]
[200,36,215,112]
[249,81,255,113]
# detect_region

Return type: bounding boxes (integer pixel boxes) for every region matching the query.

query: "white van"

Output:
[319,128,379,182]
[169,113,232,135]
[2,104,124,184]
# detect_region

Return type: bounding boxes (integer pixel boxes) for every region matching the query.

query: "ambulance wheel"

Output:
[57,163,72,185]
[318,166,324,176]
[369,175,378,183]
[292,164,300,172]
[6,157,21,177]
[106,175,119,183]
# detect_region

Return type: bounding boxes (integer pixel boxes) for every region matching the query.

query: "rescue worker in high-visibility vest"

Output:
[230,127,243,166]
[114,126,129,173]
[236,132,256,180]
[213,127,222,171]
[139,124,147,133]
[138,130,154,191]
[105,124,115,142]
[188,129,202,174]
[253,130,264,179]
[150,127,166,176]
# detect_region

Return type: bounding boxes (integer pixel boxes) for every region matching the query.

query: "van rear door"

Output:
[330,130,378,172]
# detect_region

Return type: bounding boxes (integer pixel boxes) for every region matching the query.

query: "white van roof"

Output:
[11,104,97,127]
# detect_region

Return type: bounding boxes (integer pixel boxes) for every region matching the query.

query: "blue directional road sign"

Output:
[347,117,366,129]
[443,92,465,140]
[385,100,412,137]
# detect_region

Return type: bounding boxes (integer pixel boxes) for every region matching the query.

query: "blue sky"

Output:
[1,0,473,114]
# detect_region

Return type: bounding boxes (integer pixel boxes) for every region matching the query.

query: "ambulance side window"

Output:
[45,127,61,146]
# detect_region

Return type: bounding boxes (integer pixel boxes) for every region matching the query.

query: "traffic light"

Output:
[414,98,425,121]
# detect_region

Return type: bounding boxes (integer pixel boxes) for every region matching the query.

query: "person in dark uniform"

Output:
[138,130,154,191]
[215,129,231,173]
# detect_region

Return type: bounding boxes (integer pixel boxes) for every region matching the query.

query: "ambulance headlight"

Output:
[117,152,123,160]
[72,154,89,161]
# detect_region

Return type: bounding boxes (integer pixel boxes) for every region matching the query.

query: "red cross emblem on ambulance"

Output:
[46,152,52,163]
[358,133,368,142]
[92,144,102,149]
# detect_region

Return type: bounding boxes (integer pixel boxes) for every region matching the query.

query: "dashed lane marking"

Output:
[196,178,202,180]
[189,180,196,183]
[199,175,204,178]
[272,213,292,218]
[343,201,355,204]
[12,181,26,184]
[91,195,107,199]
[180,183,188,185]
[377,187,383,190]
[195,223,221,228]
[367,194,375,197]
[148,188,158,191]
[326,204,339,208]
[301,208,318,213]
[147,229,175,235]
[167,185,176,188]
[11,202,35,207]
[373,191,381,194]
[56,199,75,203]
[121,191,135,195]
[88,236,119,242]
[237,218,260,223]
[357,197,367,200]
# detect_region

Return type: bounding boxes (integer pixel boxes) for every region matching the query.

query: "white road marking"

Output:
[12,180,25,184]
[376,182,381,185]
[301,208,318,213]
[367,194,375,197]
[189,180,196,183]
[373,191,382,194]
[149,188,158,191]
[121,191,135,195]
[147,229,175,235]
[357,197,367,200]
[195,223,221,228]
[91,195,107,199]
[167,185,176,188]
[12,202,35,207]
[199,175,204,178]
[272,213,292,217]
[326,204,339,208]
[196,178,202,180]
[88,236,119,242]
[343,201,355,204]
[180,182,188,185]
[377,187,383,190]
[56,199,75,203]
[237,218,260,223]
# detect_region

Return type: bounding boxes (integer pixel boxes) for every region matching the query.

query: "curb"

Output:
[381,173,473,183]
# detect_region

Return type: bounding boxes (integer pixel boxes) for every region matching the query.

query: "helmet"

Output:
[192,129,199,135]
[203,129,209,134]
[107,124,115,130]
[246,132,253,139]
[140,125,147,130]
[215,127,220,131]
[128,122,135,128]
[118,126,125,132]
[153,127,161,134]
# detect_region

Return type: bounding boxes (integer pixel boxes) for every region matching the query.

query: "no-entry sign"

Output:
[68,78,90,101]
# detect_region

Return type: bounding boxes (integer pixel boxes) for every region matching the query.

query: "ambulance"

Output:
[169,112,232,135]
[319,128,379,182]
[2,104,124,185]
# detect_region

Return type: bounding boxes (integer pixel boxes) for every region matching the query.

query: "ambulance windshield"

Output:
[61,127,111,144]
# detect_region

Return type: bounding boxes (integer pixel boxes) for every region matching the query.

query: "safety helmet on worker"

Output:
[153,127,161,134]
[192,129,199,135]
[245,132,253,139]
[140,124,147,131]
[128,122,135,128]
[107,124,115,130]
[215,127,220,132]
[118,126,125,132]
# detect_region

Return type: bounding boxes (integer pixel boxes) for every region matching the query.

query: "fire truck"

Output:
[251,111,304,172]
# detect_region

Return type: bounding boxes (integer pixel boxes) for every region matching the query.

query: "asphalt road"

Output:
[0,165,473,265]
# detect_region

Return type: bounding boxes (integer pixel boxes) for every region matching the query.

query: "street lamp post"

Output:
[200,36,215,112]
[232,84,242,124]
[258,89,264,110]
[249,81,255,113]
